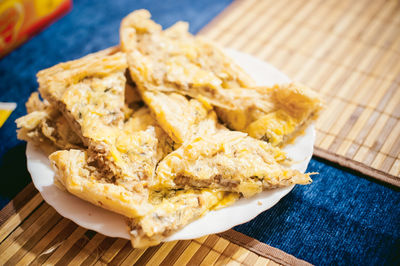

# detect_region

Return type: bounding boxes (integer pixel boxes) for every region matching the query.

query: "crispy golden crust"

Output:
[120,9,254,109]
[16,93,83,154]
[137,84,312,198]
[216,83,323,146]
[26,92,46,112]
[50,148,238,248]
[37,49,126,104]
[119,10,322,147]
[36,51,167,192]
[49,149,151,218]
[120,16,314,198]
[123,107,174,159]
[155,129,311,198]
[141,91,218,144]
[129,189,238,248]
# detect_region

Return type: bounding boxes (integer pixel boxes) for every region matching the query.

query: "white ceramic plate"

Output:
[26,49,315,241]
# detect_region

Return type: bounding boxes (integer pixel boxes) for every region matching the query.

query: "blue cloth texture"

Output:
[0,0,398,265]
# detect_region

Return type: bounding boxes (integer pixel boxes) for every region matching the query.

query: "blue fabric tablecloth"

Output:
[0,1,399,265]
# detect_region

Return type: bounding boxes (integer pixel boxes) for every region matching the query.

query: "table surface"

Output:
[0,0,399,265]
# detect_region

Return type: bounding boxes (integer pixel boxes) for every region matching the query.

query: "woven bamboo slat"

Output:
[0,184,310,265]
[199,0,400,186]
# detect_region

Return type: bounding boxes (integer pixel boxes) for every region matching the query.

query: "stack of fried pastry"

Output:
[16,10,322,248]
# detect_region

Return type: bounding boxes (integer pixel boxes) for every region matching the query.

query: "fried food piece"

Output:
[37,46,124,105]
[120,10,321,147]
[50,149,151,218]
[120,9,254,109]
[19,10,321,249]
[141,90,218,144]
[26,91,46,113]
[155,129,312,198]
[16,92,83,154]
[37,50,127,143]
[108,113,171,191]
[50,148,238,248]
[35,48,225,248]
[27,50,240,248]
[122,106,174,162]
[129,189,238,248]
[216,83,323,146]
[132,77,312,197]
[36,50,169,191]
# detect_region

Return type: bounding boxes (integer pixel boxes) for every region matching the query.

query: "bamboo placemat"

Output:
[199,0,400,186]
[0,183,310,265]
